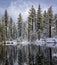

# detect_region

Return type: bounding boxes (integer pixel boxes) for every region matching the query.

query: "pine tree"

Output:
[43,11,48,38]
[47,6,53,37]
[55,14,57,35]
[18,13,22,38]
[0,17,6,43]
[1,17,6,43]
[28,16,32,41]
[0,23,2,43]
[1,17,7,65]
[43,11,47,28]
[28,5,36,41]
[22,22,27,39]
[37,5,42,40]
[12,22,17,39]
[4,10,8,40]
[9,17,13,41]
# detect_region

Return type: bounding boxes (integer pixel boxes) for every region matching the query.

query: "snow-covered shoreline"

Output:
[16,38,57,48]
[5,38,57,48]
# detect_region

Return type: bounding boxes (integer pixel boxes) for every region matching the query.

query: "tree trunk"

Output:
[49,19,51,37]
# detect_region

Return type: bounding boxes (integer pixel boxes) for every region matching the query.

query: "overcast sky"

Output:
[0,0,57,22]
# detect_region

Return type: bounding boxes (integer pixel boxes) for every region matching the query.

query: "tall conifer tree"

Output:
[37,5,42,40]
[4,10,8,40]
[48,6,53,37]
[18,13,22,38]
[9,17,13,41]
[28,5,36,41]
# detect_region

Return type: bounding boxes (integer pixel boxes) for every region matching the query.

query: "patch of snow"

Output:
[52,53,57,57]
[6,38,57,48]
[46,38,56,43]
[45,38,57,48]
[21,40,30,46]
[53,38,57,42]
[6,40,17,46]
[6,44,17,46]
[35,39,45,46]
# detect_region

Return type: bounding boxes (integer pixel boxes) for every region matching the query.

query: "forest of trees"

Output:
[0,5,57,43]
[0,4,57,65]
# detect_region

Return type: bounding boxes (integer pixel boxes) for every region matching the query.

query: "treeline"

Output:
[0,5,57,42]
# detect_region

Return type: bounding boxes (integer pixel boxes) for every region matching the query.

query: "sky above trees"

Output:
[0,0,57,22]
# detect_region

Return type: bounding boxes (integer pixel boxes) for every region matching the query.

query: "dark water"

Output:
[0,44,57,65]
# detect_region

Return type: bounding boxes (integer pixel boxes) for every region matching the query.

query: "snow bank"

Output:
[46,38,57,48]
[6,38,57,48]
[52,53,57,57]
[19,39,45,46]
[35,39,45,46]
[21,40,30,46]
[6,40,17,46]
[46,38,57,43]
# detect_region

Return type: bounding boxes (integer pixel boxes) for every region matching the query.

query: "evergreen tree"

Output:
[9,17,13,41]
[12,22,17,39]
[4,10,8,40]
[37,5,42,40]
[18,13,22,38]
[0,17,6,43]
[43,11,48,38]
[28,16,32,41]
[1,17,6,43]
[1,17,7,65]
[55,14,57,35]
[0,23,2,42]
[22,22,27,39]
[28,5,36,41]
[47,6,53,37]
[43,11,47,28]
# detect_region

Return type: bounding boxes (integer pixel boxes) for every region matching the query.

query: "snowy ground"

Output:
[5,38,57,48]
[52,53,57,57]
[6,40,17,46]
[16,38,57,47]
